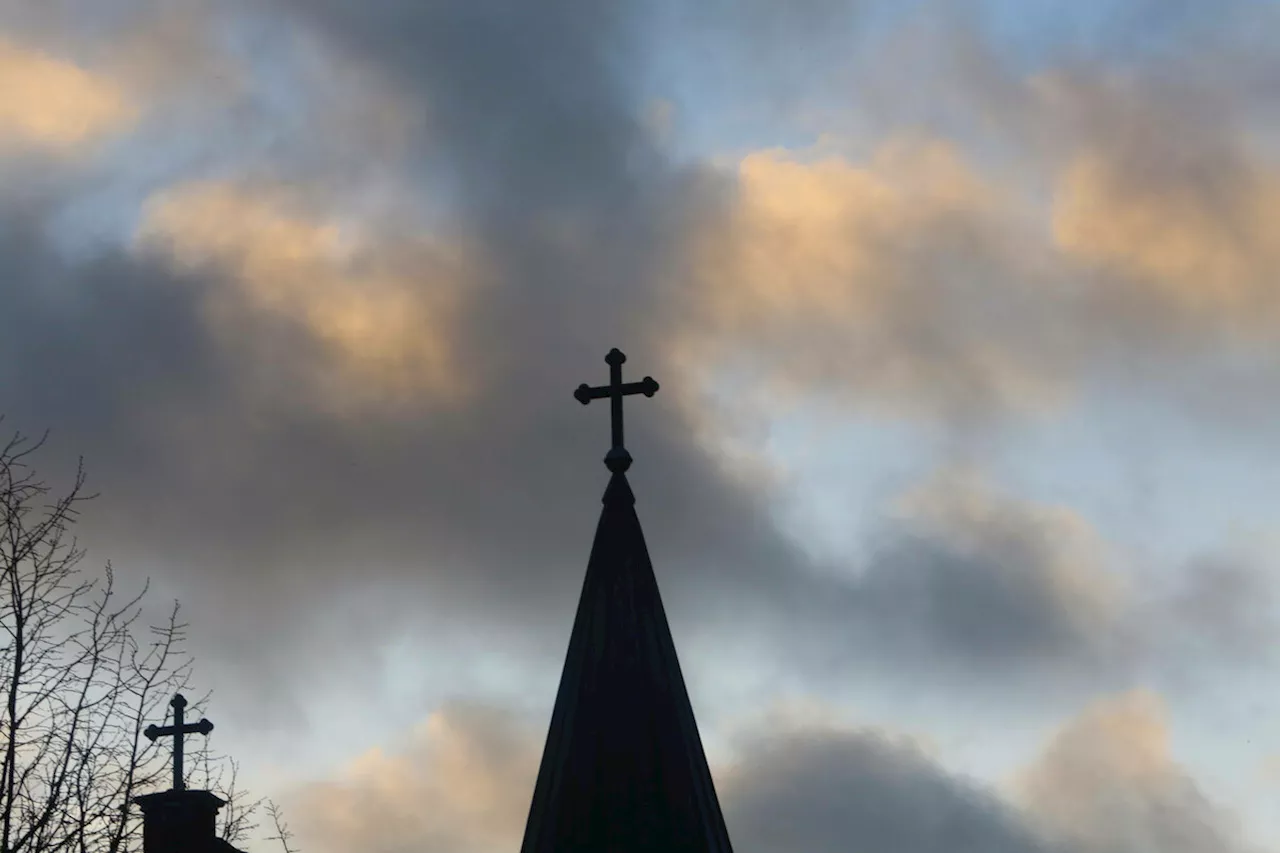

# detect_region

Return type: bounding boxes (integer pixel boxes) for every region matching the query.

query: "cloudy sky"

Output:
[3,0,1280,850]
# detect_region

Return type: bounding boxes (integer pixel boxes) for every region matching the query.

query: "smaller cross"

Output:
[574,348,659,473]
[144,694,214,792]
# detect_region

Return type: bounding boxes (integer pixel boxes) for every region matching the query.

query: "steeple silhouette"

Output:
[519,350,734,853]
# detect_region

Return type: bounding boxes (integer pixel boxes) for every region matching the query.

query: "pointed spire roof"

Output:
[520,351,734,853]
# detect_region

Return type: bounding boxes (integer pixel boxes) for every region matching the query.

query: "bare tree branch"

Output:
[265,800,300,853]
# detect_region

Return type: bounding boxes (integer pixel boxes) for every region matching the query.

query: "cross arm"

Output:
[574,384,610,404]
[144,719,214,740]
[573,377,659,405]
[619,378,659,397]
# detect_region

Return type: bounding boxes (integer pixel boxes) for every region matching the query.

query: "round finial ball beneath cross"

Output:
[171,694,187,709]
[604,446,633,473]
[605,348,626,366]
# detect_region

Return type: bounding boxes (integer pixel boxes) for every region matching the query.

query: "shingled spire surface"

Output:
[520,349,734,853]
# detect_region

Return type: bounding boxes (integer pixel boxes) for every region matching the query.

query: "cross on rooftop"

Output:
[574,348,659,473]
[144,694,214,791]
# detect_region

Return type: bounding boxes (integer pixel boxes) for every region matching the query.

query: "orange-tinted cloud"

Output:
[1054,150,1280,335]
[1019,690,1252,853]
[0,39,136,151]
[286,702,540,853]
[675,136,1073,424]
[134,181,477,414]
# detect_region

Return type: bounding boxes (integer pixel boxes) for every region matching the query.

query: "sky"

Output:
[2,0,1280,851]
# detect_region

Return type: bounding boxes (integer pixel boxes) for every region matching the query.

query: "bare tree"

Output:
[0,424,245,852]
[265,800,300,853]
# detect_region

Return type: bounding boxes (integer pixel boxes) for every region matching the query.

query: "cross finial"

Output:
[574,348,659,472]
[143,693,214,791]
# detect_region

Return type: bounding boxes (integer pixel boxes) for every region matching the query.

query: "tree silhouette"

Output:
[0,421,253,852]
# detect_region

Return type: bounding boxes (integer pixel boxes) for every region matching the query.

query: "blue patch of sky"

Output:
[756,411,937,567]
[1002,391,1280,565]
[43,138,211,261]
[1176,681,1280,848]
[971,0,1237,72]
[639,0,917,161]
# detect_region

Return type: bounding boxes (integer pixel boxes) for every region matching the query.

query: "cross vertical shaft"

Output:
[144,694,215,791]
[172,696,185,791]
[574,348,659,473]
[609,353,625,452]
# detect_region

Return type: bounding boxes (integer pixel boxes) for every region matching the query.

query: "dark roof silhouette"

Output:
[518,466,734,852]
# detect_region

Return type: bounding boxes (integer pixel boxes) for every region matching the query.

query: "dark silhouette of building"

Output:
[133,694,244,853]
[519,349,735,853]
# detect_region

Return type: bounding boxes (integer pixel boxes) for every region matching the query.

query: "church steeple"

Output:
[519,350,734,853]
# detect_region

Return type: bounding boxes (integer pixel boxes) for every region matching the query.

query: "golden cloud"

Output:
[0,39,136,151]
[1018,690,1247,853]
[135,181,477,414]
[286,703,540,853]
[706,137,996,336]
[674,136,1070,424]
[1022,690,1170,799]
[1053,151,1280,333]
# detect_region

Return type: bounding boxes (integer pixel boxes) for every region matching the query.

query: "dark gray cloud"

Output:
[2,0,1280,735]
[705,473,1276,701]
[267,0,655,218]
[0,0,803,721]
[722,692,1260,853]
[722,727,1052,853]
[0,177,229,488]
[1155,552,1278,666]
[711,477,1134,695]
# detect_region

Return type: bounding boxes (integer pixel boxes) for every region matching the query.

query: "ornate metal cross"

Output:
[144,694,214,791]
[574,348,659,473]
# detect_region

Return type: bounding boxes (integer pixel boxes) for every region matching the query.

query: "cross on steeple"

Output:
[574,348,659,473]
[144,694,214,792]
